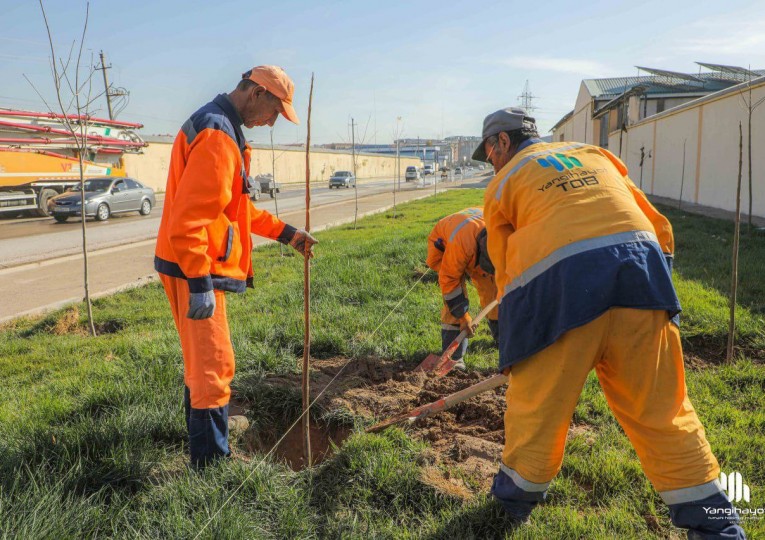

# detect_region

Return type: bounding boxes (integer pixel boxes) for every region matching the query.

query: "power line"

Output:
[517,79,538,114]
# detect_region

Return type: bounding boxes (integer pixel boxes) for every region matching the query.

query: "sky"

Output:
[2,0,765,146]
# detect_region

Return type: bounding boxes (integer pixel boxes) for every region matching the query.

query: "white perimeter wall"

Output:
[614,80,765,219]
[124,144,420,192]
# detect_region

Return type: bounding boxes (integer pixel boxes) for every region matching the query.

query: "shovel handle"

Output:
[366,373,508,433]
[441,299,499,359]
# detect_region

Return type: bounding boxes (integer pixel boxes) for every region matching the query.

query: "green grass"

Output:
[0,189,763,539]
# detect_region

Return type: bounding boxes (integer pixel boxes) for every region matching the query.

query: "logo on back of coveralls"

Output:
[704,471,763,521]
[535,153,606,194]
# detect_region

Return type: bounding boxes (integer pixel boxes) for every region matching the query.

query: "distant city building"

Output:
[319,136,485,168]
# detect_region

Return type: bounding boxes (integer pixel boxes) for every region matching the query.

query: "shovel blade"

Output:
[414,353,442,372]
[433,359,460,377]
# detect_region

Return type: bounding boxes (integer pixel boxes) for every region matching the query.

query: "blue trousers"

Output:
[492,467,745,537]
[184,386,230,468]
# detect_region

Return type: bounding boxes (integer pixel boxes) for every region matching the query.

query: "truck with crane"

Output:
[0,108,146,217]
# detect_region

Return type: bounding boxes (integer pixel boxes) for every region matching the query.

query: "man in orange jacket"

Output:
[155,65,316,468]
[426,208,498,369]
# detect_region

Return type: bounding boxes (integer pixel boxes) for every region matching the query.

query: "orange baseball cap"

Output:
[242,65,300,124]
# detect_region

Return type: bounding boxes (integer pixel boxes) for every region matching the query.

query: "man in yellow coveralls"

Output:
[474,107,744,539]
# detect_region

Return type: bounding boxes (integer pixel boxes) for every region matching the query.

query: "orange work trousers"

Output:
[159,274,235,409]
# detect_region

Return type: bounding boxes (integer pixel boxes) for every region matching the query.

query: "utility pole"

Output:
[95,51,128,120]
[352,117,358,229]
[434,148,438,196]
[518,80,538,115]
[97,51,114,120]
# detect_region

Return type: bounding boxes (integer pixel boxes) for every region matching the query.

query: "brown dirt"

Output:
[242,419,352,470]
[252,357,509,495]
[52,307,88,336]
[237,357,618,496]
[47,306,125,336]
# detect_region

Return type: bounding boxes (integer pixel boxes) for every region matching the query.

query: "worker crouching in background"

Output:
[426,208,498,369]
[475,107,745,539]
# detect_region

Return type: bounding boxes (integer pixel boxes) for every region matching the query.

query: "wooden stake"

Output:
[727,122,743,363]
[302,73,315,466]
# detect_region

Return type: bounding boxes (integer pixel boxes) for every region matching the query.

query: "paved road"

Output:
[0,175,473,269]
[0,174,486,323]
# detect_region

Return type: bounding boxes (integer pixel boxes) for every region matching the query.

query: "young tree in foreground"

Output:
[32,0,103,335]
[726,122,744,363]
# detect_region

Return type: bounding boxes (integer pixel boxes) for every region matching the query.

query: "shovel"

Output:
[366,373,508,433]
[414,299,499,376]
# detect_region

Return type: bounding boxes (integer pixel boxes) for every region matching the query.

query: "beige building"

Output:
[551,64,765,219]
[124,138,420,192]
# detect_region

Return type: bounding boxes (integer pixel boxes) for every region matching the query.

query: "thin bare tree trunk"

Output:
[727,122,743,363]
[270,129,283,256]
[302,73,315,467]
[77,152,96,336]
[678,139,686,210]
[748,107,753,231]
[352,118,358,229]
[38,0,97,336]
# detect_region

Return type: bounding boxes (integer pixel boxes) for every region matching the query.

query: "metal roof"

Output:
[696,62,757,77]
[635,66,704,83]
[583,73,740,99]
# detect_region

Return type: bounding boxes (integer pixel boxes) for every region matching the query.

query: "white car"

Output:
[405,166,421,181]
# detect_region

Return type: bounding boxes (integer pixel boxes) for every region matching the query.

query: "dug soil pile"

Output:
[262,357,508,497]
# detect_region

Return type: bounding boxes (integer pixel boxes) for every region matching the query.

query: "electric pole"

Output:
[95,51,128,120]
[352,118,358,229]
[98,51,114,120]
[518,80,538,115]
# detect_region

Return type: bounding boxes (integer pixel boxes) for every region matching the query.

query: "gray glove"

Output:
[289,229,318,257]
[187,290,216,320]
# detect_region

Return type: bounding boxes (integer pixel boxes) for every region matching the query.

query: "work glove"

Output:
[458,313,475,337]
[187,290,216,320]
[289,229,318,258]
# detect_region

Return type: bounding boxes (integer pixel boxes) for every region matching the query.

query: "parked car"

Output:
[454,167,463,176]
[329,170,356,189]
[48,177,156,223]
[405,166,421,181]
[253,173,281,198]
[246,177,262,200]
[423,164,435,176]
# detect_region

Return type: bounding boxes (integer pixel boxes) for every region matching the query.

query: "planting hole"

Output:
[243,419,351,471]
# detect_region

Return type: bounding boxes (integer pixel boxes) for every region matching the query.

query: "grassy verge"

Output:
[0,189,763,538]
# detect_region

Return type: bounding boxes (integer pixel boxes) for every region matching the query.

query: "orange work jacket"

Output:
[154,94,295,293]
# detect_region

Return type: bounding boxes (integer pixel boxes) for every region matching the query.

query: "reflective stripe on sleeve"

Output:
[443,286,464,301]
[499,463,551,493]
[659,479,724,505]
[441,323,460,331]
[448,211,484,242]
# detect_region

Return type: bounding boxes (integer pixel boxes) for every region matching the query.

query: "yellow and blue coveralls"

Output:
[483,138,744,538]
[426,208,499,360]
